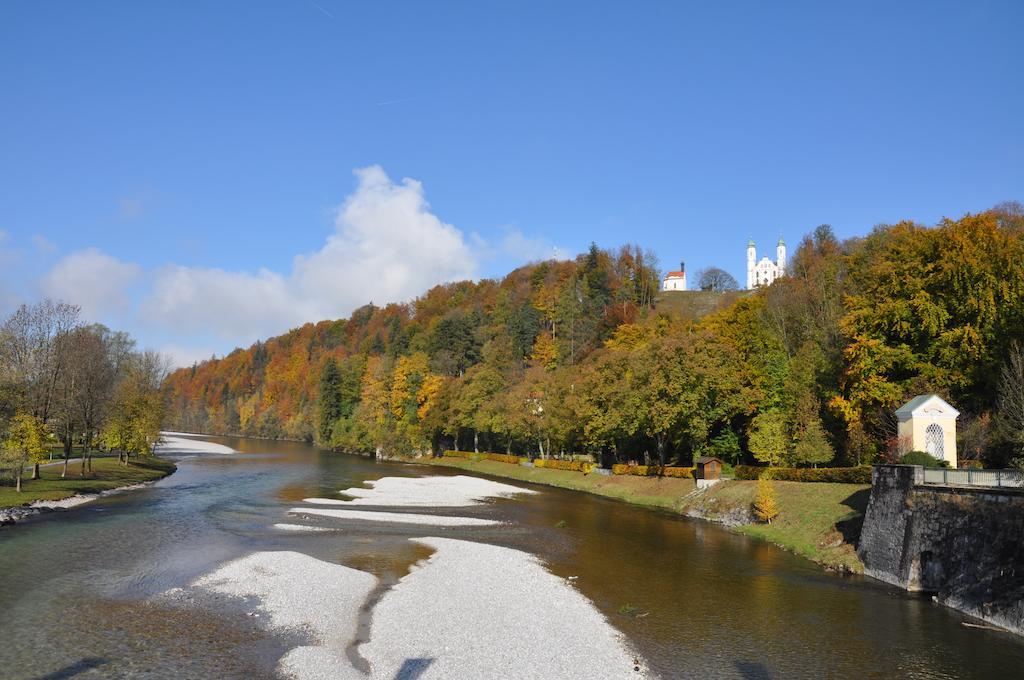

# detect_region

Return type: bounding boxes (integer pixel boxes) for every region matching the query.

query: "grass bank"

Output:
[0,456,177,509]
[423,457,869,573]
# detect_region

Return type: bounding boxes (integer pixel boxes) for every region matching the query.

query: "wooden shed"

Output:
[696,456,723,480]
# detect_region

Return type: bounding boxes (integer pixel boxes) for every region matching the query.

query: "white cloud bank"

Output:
[142,166,476,344]
[41,247,141,319]
[32,166,563,367]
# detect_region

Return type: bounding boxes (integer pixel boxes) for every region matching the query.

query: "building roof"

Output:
[777,235,785,246]
[747,238,755,248]
[664,271,685,278]
[895,394,960,419]
[696,456,723,464]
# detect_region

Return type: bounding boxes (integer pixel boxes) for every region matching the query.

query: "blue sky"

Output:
[1,1,1021,365]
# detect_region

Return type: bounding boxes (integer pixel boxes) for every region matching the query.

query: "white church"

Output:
[747,236,786,289]
[661,237,788,292]
[662,261,687,291]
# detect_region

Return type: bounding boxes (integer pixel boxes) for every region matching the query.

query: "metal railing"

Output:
[920,467,1024,488]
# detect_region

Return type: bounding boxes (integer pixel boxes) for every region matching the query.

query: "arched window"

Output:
[925,423,944,459]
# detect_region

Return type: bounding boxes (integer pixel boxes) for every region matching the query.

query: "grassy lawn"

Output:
[426,457,698,511]
[711,480,869,572]
[423,457,869,572]
[0,456,176,509]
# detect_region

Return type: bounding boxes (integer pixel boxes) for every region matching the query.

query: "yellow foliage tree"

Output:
[530,332,558,370]
[753,476,780,524]
[417,374,445,421]
[360,356,391,426]
[603,323,654,351]
[2,414,50,492]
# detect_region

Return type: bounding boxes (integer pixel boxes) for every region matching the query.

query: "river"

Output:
[1,435,1022,679]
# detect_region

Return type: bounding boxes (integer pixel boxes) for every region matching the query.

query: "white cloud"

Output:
[30,166,559,364]
[119,196,145,220]
[498,228,567,263]
[41,248,141,319]
[32,234,57,253]
[158,343,220,369]
[141,166,477,343]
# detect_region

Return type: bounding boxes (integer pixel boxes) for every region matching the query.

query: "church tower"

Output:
[746,239,756,290]
[776,236,786,273]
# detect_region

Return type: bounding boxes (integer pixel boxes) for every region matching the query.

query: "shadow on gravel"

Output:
[734,659,771,679]
[36,657,109,679]
[395,657,435,679]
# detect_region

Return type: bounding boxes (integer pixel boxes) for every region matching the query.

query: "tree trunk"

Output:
[538,438,545,459]
[657,434,667,470]
[506,436,512,455]
[31,463,40,480]
[16,467,23,493]
[61,454,69,478]
[473,430,479,454]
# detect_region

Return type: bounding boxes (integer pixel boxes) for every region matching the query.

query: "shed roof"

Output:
[894,394,960,418]
[696,456,723,464]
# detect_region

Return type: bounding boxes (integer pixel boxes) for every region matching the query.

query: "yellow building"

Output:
[895,394,959,467]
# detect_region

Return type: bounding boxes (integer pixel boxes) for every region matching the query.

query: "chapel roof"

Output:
[895,394,960,418]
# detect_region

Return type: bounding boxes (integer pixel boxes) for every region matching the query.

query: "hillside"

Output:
[164,207,1024,468]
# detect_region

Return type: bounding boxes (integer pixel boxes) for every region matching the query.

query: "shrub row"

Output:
[610,464,694,478]
[734,465,871,483]
[442,450,532,466]
[534,459,597,473]
[483,453,525,465]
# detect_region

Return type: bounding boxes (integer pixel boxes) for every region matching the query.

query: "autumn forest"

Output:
[162,204,1024,469]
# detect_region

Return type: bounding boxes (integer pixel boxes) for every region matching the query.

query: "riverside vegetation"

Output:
[157,205,1024,571]
[427,452,868,572]
[0,300,172,506]
[164,204,1024,471]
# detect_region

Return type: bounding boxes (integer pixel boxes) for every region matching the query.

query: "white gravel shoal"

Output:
[273,523,337,532]
[156,433,235,455]
[31,482,154,510]
[288,507,501,527]
[176,550,375,680]
[325,475,536,507]
[359,537,649,679]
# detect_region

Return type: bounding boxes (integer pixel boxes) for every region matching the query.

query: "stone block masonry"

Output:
[859,465,1024,636]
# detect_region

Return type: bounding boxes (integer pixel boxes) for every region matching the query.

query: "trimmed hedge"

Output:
[484,453,526,465]
[611,464,694,478]
[734,465,871,483]
[534,459,598,474]
[442,450,529,465]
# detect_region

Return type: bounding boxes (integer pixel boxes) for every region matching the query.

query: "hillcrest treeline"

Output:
[162,206,1024,468]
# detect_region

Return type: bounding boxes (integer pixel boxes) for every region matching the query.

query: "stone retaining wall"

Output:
[859,465,1024,635]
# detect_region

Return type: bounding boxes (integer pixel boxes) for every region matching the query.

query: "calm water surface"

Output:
[1,435,1022,679]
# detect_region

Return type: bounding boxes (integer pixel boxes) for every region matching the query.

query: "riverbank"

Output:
[420,457,869,573]
[0,456,177,524]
